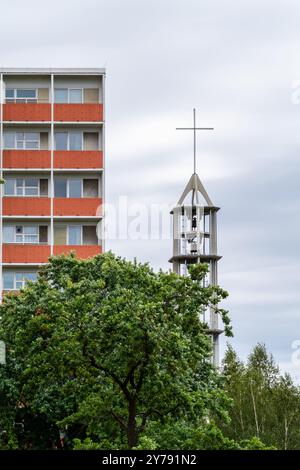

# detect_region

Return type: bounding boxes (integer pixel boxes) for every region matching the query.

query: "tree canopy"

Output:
[218,343,300,450]
[0,252,234,449]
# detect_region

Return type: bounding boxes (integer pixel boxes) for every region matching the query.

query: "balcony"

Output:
[3,103,51,121]
[54,198,102,216]
[53,245,102,258]
[3,244,51,263]
[54,151,103,169]
[3,150,51,169]
[3,197,51,216]
[54,104,103,122]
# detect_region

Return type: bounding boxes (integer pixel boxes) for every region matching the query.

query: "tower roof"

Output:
[177,172,214,206]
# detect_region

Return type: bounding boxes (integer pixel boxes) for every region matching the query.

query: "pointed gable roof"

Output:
[177,172,213,206]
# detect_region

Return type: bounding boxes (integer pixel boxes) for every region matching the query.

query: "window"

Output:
[83,132,99,150]
[3,132,40,150]
[3,272,14,290]
[54,88,83,103]
[68,226,82,245]
[5,89,37,103]
[55,132,68,150]
[69,179,82,197]
[54,225,98,245]
[55,132,82,151]
[15,272,37,290]
[3,271,38,290]
[16,132,39,150]
[4,179,15,196]
[3,225,39,244]
[54,178,83,197]
[69,89,82,103]
[54,179,67,197]
[69,132,82,150]
[54,89,68,103]
[16,179,39,196]
[3,132,15,149]
[4,178,44,197]
[83,179,98,197]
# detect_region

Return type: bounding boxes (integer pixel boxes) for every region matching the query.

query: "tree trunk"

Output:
[127,398,138,448]
[250,381,259,437]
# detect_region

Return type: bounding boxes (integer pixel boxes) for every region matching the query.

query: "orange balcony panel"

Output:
[3,150,51,169]
[3,103,51,121]
[54,151,103,169]
[54,104,103,122]
[3,197,51,216]
[54,198,102,216]
[53,245,102,259]
[3,244,51,263]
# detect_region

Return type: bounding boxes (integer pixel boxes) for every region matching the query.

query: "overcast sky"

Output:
[1,0,300,379]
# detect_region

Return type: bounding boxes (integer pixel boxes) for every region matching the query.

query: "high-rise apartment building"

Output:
[0,68,105,300]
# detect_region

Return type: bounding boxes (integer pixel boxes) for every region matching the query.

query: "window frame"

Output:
[3,271,37,290]
[4,225,39,244]
[67,225,82,245]
[4,178,41,197]
[54,131,83,151]
[5,88,38,103]
[54,88,83,104]
[3,131,40,150]
[54,178,83,198]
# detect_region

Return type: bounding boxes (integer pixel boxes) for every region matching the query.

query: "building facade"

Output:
[0,68,105,300]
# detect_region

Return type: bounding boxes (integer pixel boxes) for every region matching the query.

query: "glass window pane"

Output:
[4,133,15,149]
[24,226,38,235]
[26,141,39,149]
[4,180,15,196]
[54,89,68,103]
[3,272,14,290]
[24,236,38,243]
[3,226,14,243]
[16,281,23,289]
[54,179,67,197]
[68,226,81,245]
[25,179,38,187]
[17,141,24,149]
[55,133,68,150]
[16,235,23,243]
[25,187,38,196]
[16,187,23,196]
[16,133,24,140]
[16,89,36,98]
[69,132,82,151]
[25,133,39,141]
[25,273,37,283]
[16,226,23,234]
[5,89,14,98]
[15,273,23,281]
[69,179,81,198]
[69,89,82,103]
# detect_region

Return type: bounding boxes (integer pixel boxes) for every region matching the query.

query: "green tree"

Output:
[0,252,231,449]
[219,343,300,450]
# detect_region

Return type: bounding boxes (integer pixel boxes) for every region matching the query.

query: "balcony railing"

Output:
[3,103,51,121]
[3,197,51,216]
[3,150,51,169]
[54,198,102,216]
[3,244,51,263]
[53,245,102,258]
[54,104,103,122]
[54,151,103,169]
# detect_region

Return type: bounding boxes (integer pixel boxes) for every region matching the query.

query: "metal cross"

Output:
[176,108,214,174]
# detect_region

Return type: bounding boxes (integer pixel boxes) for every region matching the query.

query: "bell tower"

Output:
[169,110,223,365]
